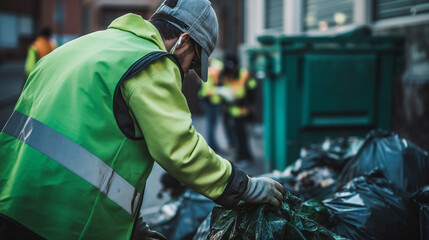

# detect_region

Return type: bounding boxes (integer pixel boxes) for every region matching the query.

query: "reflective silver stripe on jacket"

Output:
[2,111,141,215]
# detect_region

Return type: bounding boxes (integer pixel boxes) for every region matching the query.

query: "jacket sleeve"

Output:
[120,57,248,209]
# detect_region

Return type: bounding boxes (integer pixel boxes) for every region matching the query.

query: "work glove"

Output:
[239,177,287,208]
[132,217,167,240]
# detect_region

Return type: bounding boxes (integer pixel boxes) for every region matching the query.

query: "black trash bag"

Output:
[413,185,429,240]
[149,189,215,240]
[300,199,331,226]
[337,130,429,193]
[299,136,364,172]
[260,136,363,201]
[206,192,344,240]
[293,166,338,201]
[323,170,419,240]
[261,165,339,201]
[192,212,212,240]
[157,172,187,199]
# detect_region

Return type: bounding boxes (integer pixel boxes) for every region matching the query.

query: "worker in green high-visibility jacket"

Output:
[24,26,57,77]
[221,53,258,166]
[0,0,286,239]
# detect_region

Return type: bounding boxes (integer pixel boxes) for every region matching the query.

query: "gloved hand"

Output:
[132,217,167,240]
[239,177,287,208]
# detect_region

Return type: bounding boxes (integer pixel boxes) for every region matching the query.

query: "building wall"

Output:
[376,23,429,151]
[84,0,162,32]
[0,0,37,13]
[0,0,84,61]
[40,0,83,45]
[39,0,82,35]
[0,0,39,61]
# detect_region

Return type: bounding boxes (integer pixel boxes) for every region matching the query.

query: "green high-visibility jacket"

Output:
[24,45,38,76]
[0,14,247,239]
[224,68,257,117]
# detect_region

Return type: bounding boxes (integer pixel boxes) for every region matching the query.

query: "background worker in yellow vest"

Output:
[24,26,57,76]
[0,0,285,239]
[198,57,224,151]
[221,53,258,166]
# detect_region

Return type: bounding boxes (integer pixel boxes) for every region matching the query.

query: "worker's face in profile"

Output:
[170,33,198,78]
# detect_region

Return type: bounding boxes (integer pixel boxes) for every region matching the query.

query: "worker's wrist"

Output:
[239,175,252,199]
[214,163,249,209]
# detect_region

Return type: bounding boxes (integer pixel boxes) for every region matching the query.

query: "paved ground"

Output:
[0,60,266,218]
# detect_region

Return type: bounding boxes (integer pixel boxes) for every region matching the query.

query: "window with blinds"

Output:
[304,0,354,31]
[265,0,284,31]
[374,0,429,20]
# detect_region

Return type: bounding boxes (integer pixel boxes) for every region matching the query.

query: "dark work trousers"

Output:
[223,111,237,149]
[233,116,252,162]
[201,100,221,151]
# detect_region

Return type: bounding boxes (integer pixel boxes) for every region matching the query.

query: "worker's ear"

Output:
[177,32,191,49]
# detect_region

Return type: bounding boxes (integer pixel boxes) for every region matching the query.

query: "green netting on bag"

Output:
[207,192,346,240]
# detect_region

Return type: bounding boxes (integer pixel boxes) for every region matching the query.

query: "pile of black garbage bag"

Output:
[262,135,364,201]
[148,130,429,240]
[297,130,429,240]
[148,188,215,240]
[146,173,215,240]
[301,170,420,240]
[337,130,429,193]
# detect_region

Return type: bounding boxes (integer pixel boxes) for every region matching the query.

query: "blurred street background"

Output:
[1,0,429,232]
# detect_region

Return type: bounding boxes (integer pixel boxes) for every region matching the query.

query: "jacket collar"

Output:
[108,13,167,52]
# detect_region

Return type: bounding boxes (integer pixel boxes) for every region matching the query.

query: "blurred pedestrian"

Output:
[0,0,285,239]
[198,57,224,151]
[220,53,258,166]
[24,26,57,76]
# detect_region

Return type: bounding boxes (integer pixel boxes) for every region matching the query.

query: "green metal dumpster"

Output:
[247,35,404,171]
